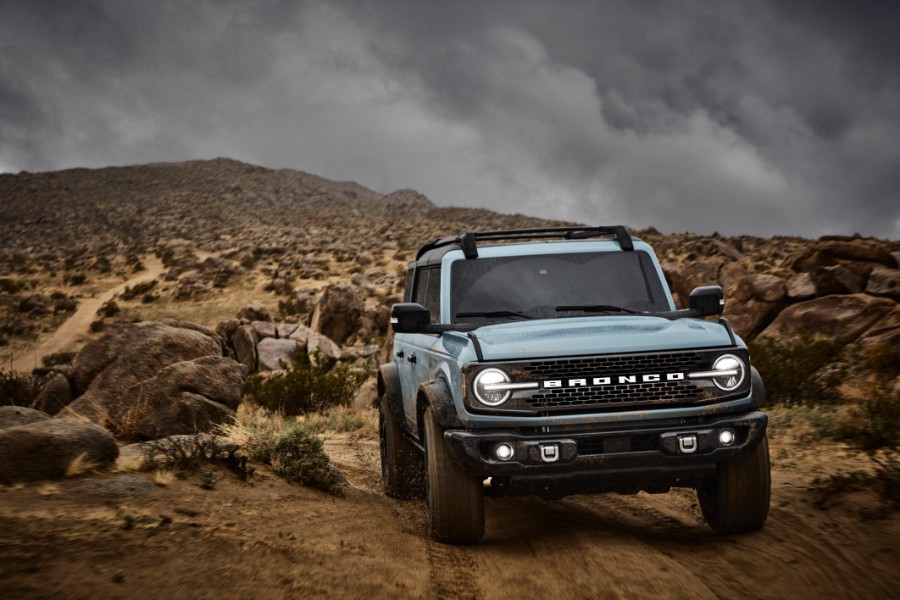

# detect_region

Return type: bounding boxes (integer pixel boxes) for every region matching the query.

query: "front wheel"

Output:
[424,406,484,544]
[698,434,771,534]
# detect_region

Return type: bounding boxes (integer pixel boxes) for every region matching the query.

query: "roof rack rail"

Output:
[415,226,634,260]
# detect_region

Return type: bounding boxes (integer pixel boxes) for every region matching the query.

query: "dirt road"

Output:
[10,256,165,372]
[1,434,896,599]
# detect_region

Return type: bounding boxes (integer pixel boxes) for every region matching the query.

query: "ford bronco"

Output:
[378,226,769,544]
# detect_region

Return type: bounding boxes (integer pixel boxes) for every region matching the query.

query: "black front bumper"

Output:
[444,411,768,498]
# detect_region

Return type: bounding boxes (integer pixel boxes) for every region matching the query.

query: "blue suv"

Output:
[378,226,769,544]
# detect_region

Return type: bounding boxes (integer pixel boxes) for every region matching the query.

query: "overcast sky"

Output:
[1,1,898,238]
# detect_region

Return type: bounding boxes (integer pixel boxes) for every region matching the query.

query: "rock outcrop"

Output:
[56,320,246,440]
[0,418,118,484]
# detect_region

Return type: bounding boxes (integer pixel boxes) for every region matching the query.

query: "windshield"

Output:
[451,251,670,323]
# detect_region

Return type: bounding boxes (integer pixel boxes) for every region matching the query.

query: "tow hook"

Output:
[539,444,560,463]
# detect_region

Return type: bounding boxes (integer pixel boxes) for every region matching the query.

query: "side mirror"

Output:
[689,286,724,316]
[391,303,431,333]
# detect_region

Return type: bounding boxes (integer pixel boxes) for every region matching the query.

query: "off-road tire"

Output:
[380,398,424,499]
[698,434,771,534]
[424,406,484,544]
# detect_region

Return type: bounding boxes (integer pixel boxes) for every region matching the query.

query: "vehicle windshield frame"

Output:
[448,248,671,325]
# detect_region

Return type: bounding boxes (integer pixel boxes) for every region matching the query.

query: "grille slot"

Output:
[523,352,702,378]
[515,351,708,414]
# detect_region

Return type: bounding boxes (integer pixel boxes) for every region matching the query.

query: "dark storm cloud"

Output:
[1,0,898,238]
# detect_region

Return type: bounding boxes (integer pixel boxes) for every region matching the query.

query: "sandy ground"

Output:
[10,256,166,373]
[1,432,896,600]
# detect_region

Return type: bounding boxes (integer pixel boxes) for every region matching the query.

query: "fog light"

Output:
[719,429,735,446]
[495,443,515,461]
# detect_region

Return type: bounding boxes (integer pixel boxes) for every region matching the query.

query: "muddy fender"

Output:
[749,366,766,409]
[378,363,405,425]
[418,378,462,431]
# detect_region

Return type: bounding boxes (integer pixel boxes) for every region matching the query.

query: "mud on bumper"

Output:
[444,411,768,498]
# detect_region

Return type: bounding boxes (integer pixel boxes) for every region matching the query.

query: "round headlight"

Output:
[712,354,746,392]
[473,368,512,406]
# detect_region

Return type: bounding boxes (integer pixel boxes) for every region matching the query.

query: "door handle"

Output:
[396,350,404,358]
[407,354,417,364]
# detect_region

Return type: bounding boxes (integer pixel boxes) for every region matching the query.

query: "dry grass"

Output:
[38,483,61,496]
[65,453,100,477]
[154,470,176,487]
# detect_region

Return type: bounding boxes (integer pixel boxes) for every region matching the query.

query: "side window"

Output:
[413,267,441,323]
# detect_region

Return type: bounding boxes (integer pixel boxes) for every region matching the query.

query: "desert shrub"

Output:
[252,425,343,494]
[0,368,41,407]
[42,350,76,367]
[857,342,900,382]
[749,335,846,406]
[141,434,249,479]
[243,353,366,415]
[89,319,105,333]
[97,300,120,318]
[121,280,157,301]
[0,278,25,293]
[836,380,899,453]
[65,273,87,285]
[225,406,343,495]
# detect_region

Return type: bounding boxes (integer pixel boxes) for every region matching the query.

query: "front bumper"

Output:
[444,411,767,498]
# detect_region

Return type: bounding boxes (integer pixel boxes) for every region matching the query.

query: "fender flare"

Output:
[416,378,462,436]
[749,366,766,409]
[377,363,405,425]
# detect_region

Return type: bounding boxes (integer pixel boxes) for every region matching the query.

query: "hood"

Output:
[470,316,735,361]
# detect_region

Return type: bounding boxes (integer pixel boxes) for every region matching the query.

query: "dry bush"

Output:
[749,335,846,405]
[0,368,40,407]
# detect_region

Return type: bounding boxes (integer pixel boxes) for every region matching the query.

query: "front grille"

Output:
[466,350,736,416]
[521,351,705,413]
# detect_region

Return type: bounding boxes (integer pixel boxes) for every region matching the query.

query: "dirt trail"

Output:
[1,436,896,599]
[10,256,166,372]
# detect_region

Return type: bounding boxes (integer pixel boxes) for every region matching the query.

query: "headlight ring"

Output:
[473,368,513,407]
[711,354,746,392]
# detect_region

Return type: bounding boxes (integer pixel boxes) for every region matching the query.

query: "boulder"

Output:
[276,322,299,338]
[215,318,241,346]
[785,249,837,272]
[759,294,897,345]
[288,324,313,348]
[725,299,785,340]
[865,266,900,300]
[809,264,870,296]
[786,273,816,300]
[308,331,342,371]
[231,325,258,372]
[730,274,786,304]
[812,239,894,266]
[0,419,118,484]
[351,378,378,409]
[103,356,245,440]
[309,283,364,346]
[257,338,299,371]
[669,258,724,304]
[32,372,74,415]
[0,406,49,430]
[69,320,225,395]
[858,303,900,348]
[237,303,272,322]
[251,320,277,339]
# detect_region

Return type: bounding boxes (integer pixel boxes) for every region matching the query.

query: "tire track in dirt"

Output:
[11,255,165,372]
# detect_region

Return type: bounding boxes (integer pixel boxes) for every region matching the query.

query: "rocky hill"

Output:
[1,157,898,360]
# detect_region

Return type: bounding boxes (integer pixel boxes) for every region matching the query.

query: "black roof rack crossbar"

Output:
[415,226,634,260]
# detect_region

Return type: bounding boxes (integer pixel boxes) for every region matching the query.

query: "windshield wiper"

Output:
[456,310,535,321]
[555,304,639,314]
